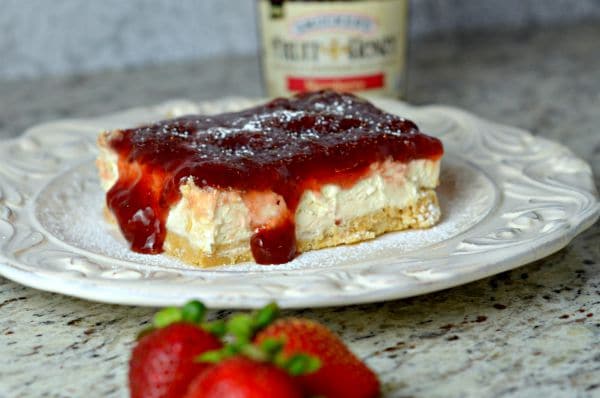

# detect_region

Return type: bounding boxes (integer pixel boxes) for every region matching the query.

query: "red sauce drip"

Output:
[250,217,297,265]
[106,90,443,264]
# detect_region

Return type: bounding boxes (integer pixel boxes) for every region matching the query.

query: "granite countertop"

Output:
[1,23,599,398]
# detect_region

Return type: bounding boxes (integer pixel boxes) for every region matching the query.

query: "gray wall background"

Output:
[2,0,600,81]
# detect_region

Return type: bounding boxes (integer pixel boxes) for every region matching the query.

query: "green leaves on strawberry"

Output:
[226,302,280,342]
[195,303,321,378]
[198,337,321,377]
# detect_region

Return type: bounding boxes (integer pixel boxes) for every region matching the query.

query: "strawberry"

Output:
[128,301,222,398]
[255,318,380,398]
[129,301,381,398]
[183,356,303,398]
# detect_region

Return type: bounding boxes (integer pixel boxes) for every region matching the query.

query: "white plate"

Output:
[0,98,597,308]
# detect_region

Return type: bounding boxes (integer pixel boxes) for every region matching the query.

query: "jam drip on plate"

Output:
[106,90,443,264]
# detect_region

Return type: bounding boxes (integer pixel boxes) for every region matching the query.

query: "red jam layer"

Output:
[106,90,443,264]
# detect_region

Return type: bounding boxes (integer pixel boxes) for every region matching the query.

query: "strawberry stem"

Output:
[226,314,254,343]
[284,354,321,376]
[239,344,269,362]
[260,338,285,357]
[222,302,280,342]
[253,302,280,331]
[153,307,182,328]
[181,300,206,324]
[202,319,226,337]
[151,300,209,331]
[197,350,225,364]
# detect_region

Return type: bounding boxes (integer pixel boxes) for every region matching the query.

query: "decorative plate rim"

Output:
[0,97,598,308]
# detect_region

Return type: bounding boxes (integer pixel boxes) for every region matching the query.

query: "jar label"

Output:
[258,0,409,98]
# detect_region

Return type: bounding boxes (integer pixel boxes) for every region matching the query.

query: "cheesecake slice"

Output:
[97,91,444,266]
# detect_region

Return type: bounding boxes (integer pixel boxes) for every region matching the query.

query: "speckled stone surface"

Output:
[1,23,599,398]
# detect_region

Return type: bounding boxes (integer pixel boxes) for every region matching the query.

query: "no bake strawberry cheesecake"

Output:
[97,91,443,266]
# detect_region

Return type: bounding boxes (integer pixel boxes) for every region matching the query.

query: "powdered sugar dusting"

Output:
[35,155,496,274]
